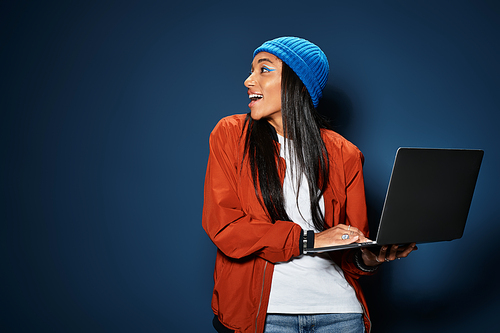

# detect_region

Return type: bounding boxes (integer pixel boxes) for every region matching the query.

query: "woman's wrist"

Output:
[354,250,379,272]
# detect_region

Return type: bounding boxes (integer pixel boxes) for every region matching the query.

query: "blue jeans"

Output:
[264,313,365,333]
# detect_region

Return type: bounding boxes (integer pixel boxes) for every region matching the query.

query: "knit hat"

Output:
[253,36,329,108]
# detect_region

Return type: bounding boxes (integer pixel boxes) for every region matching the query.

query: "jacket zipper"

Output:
[347,276,371,333]
[254,261,268,333]
[360,301,372,333]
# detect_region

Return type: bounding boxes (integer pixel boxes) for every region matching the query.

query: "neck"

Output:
[267,119,283,137]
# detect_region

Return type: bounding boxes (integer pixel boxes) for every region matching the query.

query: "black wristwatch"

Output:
[303,230,315,254]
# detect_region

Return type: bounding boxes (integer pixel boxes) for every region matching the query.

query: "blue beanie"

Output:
[253,36,329,108]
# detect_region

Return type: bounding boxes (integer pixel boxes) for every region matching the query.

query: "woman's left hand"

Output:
[360,243,418,266]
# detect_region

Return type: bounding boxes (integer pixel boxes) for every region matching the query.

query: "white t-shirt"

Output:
[267,135,362,314]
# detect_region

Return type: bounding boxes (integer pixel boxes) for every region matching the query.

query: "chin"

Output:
[250,110,264,121]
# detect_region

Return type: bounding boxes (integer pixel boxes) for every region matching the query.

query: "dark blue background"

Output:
[2,1,499,332]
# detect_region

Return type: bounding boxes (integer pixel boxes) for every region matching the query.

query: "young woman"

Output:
[202,37,416,333]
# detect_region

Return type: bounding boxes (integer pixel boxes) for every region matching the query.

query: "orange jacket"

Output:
[203,114,375,333]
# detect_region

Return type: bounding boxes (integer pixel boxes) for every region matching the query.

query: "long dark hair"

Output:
[242,62,331,231]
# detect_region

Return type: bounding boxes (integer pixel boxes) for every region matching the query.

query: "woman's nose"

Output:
[244,73,255,88]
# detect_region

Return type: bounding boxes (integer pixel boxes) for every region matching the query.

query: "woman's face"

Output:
[244,52,283,133]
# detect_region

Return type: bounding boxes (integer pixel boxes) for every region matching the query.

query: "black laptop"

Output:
[306,147,484,253]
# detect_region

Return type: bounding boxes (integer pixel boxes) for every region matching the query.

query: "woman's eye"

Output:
[261,66,275,73]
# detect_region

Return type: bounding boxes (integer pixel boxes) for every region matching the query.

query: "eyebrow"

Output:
[257,58,274,64]
[250,58,275,71]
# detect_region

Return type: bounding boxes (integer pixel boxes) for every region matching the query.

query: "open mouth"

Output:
[249,94,263,102]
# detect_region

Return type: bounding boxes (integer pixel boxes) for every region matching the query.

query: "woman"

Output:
[202,37,415,333]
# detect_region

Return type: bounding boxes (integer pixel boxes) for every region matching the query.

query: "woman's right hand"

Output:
[314,224,371,248]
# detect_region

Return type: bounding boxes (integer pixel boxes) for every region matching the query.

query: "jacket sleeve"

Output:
[344,149,369,236]
[202,118,303,263]
[330,144,376,276]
